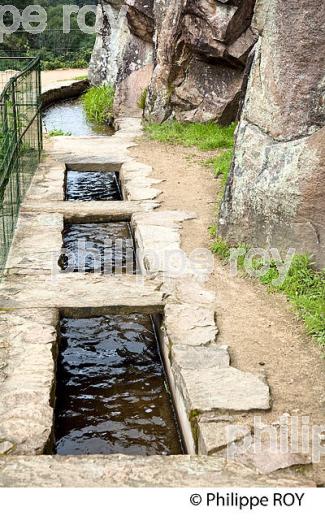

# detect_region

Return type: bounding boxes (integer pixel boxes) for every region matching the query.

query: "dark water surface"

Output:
[60,222,136,274]
[54,314,183,455]
[42,98,114,136]
[65,170,121,201]
[49,96,183,457]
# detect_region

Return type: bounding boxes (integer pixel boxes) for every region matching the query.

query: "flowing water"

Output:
[65,170,121,201]
[54,314,183,455]
[45,96,183,457]
[43,98,114,136]
[60,222,136,274]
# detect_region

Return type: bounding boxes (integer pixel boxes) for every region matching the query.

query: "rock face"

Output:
[89,0,154,116]
[219,0,325,266]
[89,1,257,122]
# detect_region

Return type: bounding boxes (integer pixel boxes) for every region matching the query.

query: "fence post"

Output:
[0,56,43,277]
[36,57,43,158]
[11,79,21,207]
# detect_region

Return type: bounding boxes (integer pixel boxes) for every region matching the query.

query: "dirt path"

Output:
[41,69,88,89]
[0,68,87,93]
[133,138,325,482]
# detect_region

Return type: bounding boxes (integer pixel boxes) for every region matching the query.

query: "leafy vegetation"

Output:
[205,148,233,186]
[144,121,236,151]
[137,88,148,111]
[0,1,96,70]
[145,120,235,198]
[211,235,325,347]
[82,85,115,125]
[48,129,72,136]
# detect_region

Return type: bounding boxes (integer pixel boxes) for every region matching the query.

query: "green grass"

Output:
[144,120,235,196]
[211,235,235,260]
[48,129,72,137]
[211,236,325,347]
[74,75,88,81]
[205,148,234,186]
[82,85,115,125]
[144,121,236,151]
[137,88,148,111]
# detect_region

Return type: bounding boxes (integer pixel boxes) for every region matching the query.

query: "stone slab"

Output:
[224,428,313,475]
[0,455,316,487]
[0,274,166,312]
[173,278,217,305]
[165,303,218,347]
[198,421,250,455]
[174,366,270,413]
[172,345,230,370]
[0,309,58,454]
[134,211,195,227]
[5,212,63,273]
[45,118,142,166]
[26,162,65,201]
[21,201,158,218]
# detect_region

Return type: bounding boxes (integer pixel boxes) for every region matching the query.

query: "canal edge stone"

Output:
[0,101,314,484]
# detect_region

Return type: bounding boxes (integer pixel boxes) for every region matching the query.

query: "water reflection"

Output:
[59,222,136,274]
[54,314,183,455]
[65,170,121,201]
[42,98,114,136]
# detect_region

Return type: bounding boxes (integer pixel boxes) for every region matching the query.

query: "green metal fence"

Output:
[0,56,42,275]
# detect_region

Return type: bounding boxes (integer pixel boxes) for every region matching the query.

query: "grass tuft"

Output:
[137,88,148,111]
[82,85,115,125]
[48,129,72,137]
[205,148,233,186]
[211,237,325,347]
[73,75,88,81]
[211,235,233,261]
[144,121,236,151]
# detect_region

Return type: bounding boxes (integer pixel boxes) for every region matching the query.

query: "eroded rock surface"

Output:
[90,0,257,122]
[219,0,325,266]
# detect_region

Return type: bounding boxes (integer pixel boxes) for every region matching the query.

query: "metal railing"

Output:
[0,56,42,275]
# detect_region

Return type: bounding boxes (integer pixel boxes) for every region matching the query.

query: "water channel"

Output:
[43,96,183,456]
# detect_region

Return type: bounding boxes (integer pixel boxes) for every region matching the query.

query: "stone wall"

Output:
[89,1,257,122]
[41,80,89,108]
[218,0,325,267]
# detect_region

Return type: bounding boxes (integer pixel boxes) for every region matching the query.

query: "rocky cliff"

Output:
[219,0,325,267]
[89,0,325,266]
[89,0,257,122]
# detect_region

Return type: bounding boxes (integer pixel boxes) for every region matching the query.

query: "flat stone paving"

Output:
[0,274,165,311]
[0,309,58,454]
[0,455,315,487]
[0,111,316,486]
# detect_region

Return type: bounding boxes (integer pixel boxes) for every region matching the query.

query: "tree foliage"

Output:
[0,1,97,69]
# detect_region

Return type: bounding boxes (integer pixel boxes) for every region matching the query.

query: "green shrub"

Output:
[82,85,115,125]
[144,121,236,151]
